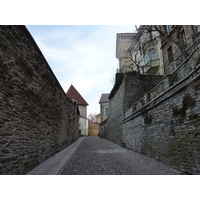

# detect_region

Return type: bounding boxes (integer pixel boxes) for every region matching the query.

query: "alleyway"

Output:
[27,136,181,175]
[59,137,180,175]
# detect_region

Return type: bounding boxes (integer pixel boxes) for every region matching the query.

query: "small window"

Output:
[150,49,156,60]
[145,51,150,63]
[105,108,109,116]
[167,46,174,63]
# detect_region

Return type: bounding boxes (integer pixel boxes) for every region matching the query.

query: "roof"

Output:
[99,93,110,103]
[66,85,89,106]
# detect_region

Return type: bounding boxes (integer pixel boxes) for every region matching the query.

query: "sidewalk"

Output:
[26,137,85,175]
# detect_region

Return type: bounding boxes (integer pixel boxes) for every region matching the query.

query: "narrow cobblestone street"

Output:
[59,136,181,175]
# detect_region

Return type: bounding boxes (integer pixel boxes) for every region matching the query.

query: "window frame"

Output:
[150,49,156,60]
[105,108,109,116]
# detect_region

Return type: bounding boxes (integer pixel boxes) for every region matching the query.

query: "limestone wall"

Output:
[122,48,200,174]
[101,44,200,174]
[100,72,163,146]
[0,26,78,174]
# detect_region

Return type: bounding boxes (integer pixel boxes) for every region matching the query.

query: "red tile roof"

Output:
[66,85,89,106]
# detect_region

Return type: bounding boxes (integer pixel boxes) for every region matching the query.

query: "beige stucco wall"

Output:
[100,102,109,122]
[88,122,99,136]
[78,105,87,118]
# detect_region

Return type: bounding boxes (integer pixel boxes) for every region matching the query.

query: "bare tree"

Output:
[122,25,190,75]
[88,113,97,122]
[121,25,160,74]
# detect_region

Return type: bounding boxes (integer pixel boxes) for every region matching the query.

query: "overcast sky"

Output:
[26,25,135,115]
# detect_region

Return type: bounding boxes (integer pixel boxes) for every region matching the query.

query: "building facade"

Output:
[116,33,136,72]
[159,25,200,74]
[66,85,89,136]
[129,25,164,75]
[99,93,110,123]
[117,25,200,76]
[100,25,200,174]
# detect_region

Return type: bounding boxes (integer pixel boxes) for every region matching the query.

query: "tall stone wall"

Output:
[100,72,163,146]
[122,47,200,174]
[0,26,78,174]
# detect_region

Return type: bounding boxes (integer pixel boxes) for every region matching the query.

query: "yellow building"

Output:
[116,33,136,72]
[88,121,99,136]
[128,25,164,75]
[96,113,101,124]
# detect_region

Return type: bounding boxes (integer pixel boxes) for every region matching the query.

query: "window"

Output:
[166,25,172,35]
[105,108,109,116]
[147,31,155,41]
[145,51,150,63]
[167,46,174,63]
[150,49,156,60]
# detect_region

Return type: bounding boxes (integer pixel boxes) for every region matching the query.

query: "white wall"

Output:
[79,117,88,136]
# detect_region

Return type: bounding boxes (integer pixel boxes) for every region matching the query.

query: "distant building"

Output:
[95,113,101,124]
[99,93,109,123]
[66,85,89,136]
[116,33,136,72]
[79,116,89,136]
[88,120,99,136]
[128,25,164,75]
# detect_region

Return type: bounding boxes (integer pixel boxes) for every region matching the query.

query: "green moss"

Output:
[182,94,196,110]
[140,108,153,124]
[144,114,153,124]
[141,141,155,157]
[165,131,200,172]
[172,94,196,118]
[172,106,186,117]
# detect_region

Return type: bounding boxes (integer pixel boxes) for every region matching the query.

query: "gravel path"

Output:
[60,136,181,175]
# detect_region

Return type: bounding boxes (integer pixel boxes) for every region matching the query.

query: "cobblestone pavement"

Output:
[60,136,181,175]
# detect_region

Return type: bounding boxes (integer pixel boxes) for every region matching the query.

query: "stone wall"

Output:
[122,47,200,174]
[0,26,78,174]
[100,72,163,146]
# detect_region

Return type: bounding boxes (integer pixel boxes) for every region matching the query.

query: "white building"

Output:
[66,85,89,136]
